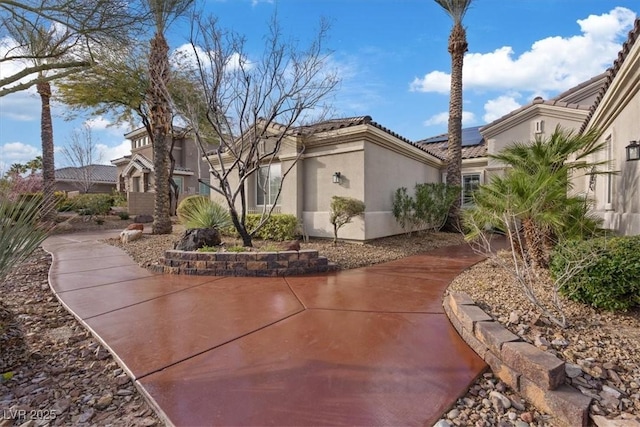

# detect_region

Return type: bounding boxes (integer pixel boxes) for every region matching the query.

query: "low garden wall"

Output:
[443,291,592,427]
[150,249,336,276]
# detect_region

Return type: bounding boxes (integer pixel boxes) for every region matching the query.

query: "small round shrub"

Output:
[551,236,640,311]
[118,211,130,220]
[177,195,232,230]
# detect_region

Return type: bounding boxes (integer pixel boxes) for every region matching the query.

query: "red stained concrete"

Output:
[43,232,489,427]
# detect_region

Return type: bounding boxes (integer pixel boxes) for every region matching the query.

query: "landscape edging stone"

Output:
[443,291,591,427]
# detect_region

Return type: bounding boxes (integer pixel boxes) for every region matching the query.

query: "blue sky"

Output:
[0,0,638,173]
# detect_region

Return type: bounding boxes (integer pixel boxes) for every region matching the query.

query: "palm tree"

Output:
[7,163,27,177]
[25,156,43,175]
[9,23,63,222]
[464,126,606,268]
[434,0,473,229]
[145,0,193,235]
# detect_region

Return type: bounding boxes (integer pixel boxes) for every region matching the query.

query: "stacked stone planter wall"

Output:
[150,249,336,277]
[443,291,592,427]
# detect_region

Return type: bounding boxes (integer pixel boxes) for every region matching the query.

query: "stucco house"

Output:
[111,127,212,214]
[579,18,640,235]
[208,116,445,241]
[54,164,117,194]
[205,18,640,241]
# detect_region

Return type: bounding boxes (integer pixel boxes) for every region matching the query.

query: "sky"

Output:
[0,0,638,174]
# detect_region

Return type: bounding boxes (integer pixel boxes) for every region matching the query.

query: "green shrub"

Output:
[118,211,130,220]
[392,187,415,234]
[551,236,640,311]
[177,195,232,230]
[68,193,114,216]
[225,245,248,252]
[413,183,459,232]
[392,183,459,234]
[224,214,299,241]
[330,196,365,244]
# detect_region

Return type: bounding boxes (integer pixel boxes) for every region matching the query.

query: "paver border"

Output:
[443,291,592,427]
[149,249,337,276]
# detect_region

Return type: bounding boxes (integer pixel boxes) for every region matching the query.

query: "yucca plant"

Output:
[0,197,54,278]
[176,195,232,230]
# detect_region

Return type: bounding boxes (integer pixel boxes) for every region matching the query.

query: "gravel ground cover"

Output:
[3,216,639,427]
[441,252,640,427]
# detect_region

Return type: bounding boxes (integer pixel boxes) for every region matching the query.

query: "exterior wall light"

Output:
[626,140,640,161]
[332,172,342,184]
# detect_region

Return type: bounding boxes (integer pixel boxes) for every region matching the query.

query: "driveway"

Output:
[43,231,486,427]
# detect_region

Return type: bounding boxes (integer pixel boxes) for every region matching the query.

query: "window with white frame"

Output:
[256,164,281,206]
[462,174,481,207]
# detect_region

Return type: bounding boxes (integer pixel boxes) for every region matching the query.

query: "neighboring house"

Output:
[111,127,212,214]
[580,18,640,235]
[54,164,117,194]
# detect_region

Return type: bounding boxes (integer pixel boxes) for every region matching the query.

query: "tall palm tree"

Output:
[434,0,473,228]
[9,23,64,222]
[145,0,193,234]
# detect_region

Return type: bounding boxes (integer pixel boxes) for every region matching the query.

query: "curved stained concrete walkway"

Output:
[42,230,488,427]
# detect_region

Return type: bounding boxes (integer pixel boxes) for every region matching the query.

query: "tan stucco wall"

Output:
[362,141,441,239]
[301,142,365,240]
[486,110,588,169]
[584,43,640,235]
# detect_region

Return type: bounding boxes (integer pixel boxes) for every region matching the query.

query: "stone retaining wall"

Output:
[150,249,336,276]
[443,291,592,427]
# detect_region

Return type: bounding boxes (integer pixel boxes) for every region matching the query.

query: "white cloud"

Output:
[483,95,523,123]
[0,142,41,173]
[84,116,130,137]
[172,43,253,74]
[423,111,476,127]
[411,7,637,95]
[97,140,131,164]
[252,0,273,6]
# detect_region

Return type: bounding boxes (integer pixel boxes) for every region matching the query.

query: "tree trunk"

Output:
[229,208,253,247]
[445,23,468,231]
[522,217,548,268]
[148,33,172,235]
[37,79,56,223]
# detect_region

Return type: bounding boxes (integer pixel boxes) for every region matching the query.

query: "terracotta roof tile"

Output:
[580,18,640,133]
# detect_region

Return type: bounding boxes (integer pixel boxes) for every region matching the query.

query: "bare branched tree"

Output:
[173,15,339,247]
[466,213,599,329]
[0,0,140,97]
[60,124,104,193]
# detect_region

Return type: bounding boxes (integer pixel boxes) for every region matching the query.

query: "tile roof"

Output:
[299,115,441,158]
[55,165,117,183]
[417,140,487,161]
[580,18,640,133]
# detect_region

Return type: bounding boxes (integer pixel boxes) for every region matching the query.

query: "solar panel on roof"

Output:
[418,125,484,146]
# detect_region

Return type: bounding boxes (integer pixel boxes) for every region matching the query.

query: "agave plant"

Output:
[176,195,232,230]
[0,197,54,278]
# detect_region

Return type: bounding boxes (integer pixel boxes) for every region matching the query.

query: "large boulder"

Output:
[126,223,144,231]
[120,229,143,244]
[174,228,221,251]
